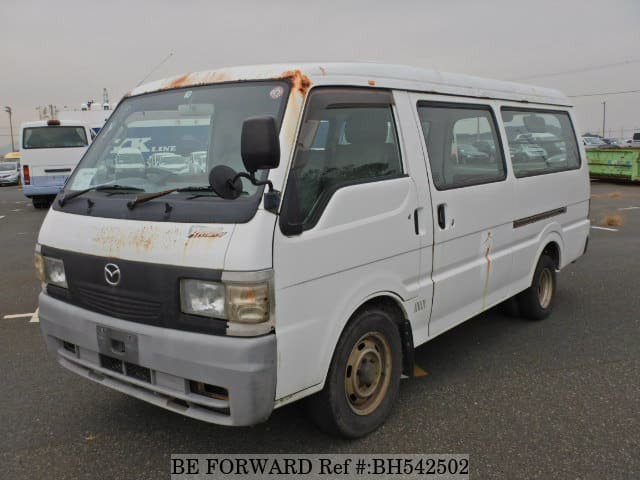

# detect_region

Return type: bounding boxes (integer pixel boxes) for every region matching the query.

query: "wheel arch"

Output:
[527,227,564,285]
[325,292,415,385]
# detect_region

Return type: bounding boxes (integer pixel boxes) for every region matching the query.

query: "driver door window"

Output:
[288,88,403,229]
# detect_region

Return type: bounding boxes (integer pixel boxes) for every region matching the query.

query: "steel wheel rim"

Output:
[538,268,553,309]
[344,331,392,416]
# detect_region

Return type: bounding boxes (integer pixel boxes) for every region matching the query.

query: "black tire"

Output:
[517,254,556,320]
[32,198,48,209]
[308,306,402,438]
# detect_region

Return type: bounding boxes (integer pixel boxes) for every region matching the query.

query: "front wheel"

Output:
[517,254,557,320]
[308,306,402,438]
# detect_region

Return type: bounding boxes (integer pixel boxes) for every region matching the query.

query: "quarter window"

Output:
[501,109,580,177]
[289,88,403,227]
[417,103,506,189]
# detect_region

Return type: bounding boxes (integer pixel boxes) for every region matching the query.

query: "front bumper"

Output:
[39,293,277,426]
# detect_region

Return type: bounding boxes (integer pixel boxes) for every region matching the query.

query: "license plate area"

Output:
[97,325,139,364]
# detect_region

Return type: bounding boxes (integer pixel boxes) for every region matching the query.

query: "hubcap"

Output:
[537,268,553,309]
[344,332,392,416]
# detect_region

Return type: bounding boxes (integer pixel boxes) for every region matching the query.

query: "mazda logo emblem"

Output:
[104,263,121,286]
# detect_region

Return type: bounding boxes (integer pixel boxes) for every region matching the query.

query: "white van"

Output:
[20,119,92,208]
[35,63,590,438]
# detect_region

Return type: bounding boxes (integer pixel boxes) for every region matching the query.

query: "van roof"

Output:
[20,120,89,128]
[129,62,572,107]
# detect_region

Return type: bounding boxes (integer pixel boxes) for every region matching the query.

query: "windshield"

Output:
[0,163,17,171]
[22,126,88,149]
[66,81,289,196]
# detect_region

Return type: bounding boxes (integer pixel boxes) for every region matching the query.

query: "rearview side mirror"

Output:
[241,116,280,174]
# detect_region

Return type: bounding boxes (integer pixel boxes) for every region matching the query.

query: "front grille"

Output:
[75,285,161,322]
[99,355,151,383]
[100,354,123,374]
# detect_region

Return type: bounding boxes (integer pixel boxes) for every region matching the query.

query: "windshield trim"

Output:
[53,79,291,224]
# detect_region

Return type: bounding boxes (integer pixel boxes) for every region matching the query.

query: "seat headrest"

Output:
[344,110,389,145]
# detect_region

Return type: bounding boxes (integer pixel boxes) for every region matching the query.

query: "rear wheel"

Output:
[32,197,49,209]
[308,306,402,438]
[517,254,556,320]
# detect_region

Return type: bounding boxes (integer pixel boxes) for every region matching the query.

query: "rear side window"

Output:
[501,109,580,178]
[417,103,506,189]
[289,88,403,228]
[22,126,88,149]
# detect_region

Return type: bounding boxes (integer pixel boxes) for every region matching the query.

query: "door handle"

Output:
[437,204,446,229]
[414,208,419,235]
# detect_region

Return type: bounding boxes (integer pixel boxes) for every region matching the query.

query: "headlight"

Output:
[180,279,226,318]
[43,256,68,288]
[36,251,68,288]
[180,272,274,336]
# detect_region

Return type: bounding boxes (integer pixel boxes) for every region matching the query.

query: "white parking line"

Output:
[0,215,5,220]
[3,313,34,319]
[30,309,39,323]
[591,226,619,232]
[618,206,640,211]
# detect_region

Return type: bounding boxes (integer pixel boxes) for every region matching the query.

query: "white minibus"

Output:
[20,119,92,208]
[35,63,590,438]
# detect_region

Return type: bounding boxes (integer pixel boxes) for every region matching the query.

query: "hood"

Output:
[38,209,235,270]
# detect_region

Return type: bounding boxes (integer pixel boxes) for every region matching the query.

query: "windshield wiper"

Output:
[126,186,215,210]
[58,184,145,207]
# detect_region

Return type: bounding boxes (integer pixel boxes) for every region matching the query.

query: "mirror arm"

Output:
[230,171,274,192]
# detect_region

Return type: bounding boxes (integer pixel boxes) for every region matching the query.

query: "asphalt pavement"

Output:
[0,181,638,479]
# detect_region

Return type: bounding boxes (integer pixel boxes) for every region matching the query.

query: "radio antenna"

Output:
[136,52,174,87]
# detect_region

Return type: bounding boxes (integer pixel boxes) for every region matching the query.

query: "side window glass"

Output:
[290,88,402,227]
[417,103,505,189]
[501,109,580,177]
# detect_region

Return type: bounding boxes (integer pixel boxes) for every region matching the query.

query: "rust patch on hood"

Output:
[278,69,312,96]
[92,225,182,255]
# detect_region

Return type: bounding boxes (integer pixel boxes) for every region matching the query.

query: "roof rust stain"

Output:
[278,69,312,96]
[368,79,376,86]
[167,73,191,89]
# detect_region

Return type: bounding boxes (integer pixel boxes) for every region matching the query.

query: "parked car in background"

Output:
[454,143,490,164]
[0,161,20,185]
[603,138,625,147]
[149,152,190,174]
[582,136,606,148]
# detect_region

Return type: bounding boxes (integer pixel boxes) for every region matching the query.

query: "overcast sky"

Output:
[1,0,639,149]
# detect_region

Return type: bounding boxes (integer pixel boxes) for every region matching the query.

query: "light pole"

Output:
[4,106,15,152]
[601,101,606,138]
